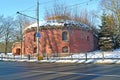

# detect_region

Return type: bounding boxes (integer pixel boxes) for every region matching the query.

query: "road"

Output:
[0,61,120,80]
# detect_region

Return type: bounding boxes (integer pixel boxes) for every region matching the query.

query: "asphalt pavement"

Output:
[0,61,120,80]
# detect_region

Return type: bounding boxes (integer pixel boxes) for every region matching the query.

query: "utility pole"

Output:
[17,0,41,60]
[36,0,40,60]
[20,23,23,59]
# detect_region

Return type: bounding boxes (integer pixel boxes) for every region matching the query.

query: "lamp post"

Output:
[36,0,40,60]
[17,0,40,60]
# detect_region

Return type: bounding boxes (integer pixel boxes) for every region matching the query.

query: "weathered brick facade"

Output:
[12,21,98,56]
[12,42,24,55]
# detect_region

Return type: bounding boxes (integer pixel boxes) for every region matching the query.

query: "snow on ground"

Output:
[1,49,120,63]
[61,48,120,59]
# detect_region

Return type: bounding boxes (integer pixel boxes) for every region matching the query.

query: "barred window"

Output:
[62,46,68,53]
[34,33,37,42]
[62,31,68,41]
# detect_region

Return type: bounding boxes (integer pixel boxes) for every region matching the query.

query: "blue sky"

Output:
[0,0,101,21]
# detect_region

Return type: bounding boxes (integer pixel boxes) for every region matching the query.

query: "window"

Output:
[34,33,37,42]
[87,36,90,41]
[62,46,68,53]
[62,31,68,41]
[33,47,37,53]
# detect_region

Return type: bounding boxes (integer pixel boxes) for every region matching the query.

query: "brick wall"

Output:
[70,29,94,53]
[22,28,98,56]
[12,42,25,55]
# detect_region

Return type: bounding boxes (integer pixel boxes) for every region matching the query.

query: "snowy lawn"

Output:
[1,49,120,64]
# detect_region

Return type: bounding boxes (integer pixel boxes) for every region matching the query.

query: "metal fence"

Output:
[0,53,120,61]
[43,57,120,60]
[0,55,36,61]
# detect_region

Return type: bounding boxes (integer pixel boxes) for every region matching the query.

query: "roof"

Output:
[24,20,90,31]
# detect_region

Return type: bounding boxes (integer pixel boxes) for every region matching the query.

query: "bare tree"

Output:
[100,0,120,27]
[15,16,32,41]
[0,16,4,39]
[15,15,33,57]
[100,0,120,33]
[1,17,15,54]
[72,9,99,35]
[44,2,71,20]
[44,1,98,33]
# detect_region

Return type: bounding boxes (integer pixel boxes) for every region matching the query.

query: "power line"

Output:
[19,5,36,13]
[69,0,93,8]
[39,0,55,5]
[6,0,55,20]
[19,0,55,13]
[43,0,94,11]
[12,0,95,20]
[18,0,94,13]
[20,10,36,13]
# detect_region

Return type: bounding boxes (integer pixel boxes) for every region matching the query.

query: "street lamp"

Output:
[36,0,40,60]
[17,0,40,60]
[16,12,37,20]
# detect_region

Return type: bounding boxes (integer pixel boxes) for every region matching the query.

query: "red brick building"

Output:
[12,20,98,56]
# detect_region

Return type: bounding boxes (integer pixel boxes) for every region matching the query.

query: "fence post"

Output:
[85,53,87,61]
[70,53,73,60]
[28,54,30,60]
[7,55,9,60]
[102,52,104,61]
[1,55,3,60]
[46,53,48,60]
[13,55,15,60]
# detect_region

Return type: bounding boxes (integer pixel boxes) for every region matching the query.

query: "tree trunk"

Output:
[5,41,8,55]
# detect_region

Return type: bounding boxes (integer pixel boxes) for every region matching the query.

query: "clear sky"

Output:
[0,0,101,21]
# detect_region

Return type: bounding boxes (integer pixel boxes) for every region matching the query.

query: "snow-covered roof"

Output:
[24,20,90,31]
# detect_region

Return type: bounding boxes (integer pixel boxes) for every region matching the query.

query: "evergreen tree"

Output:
[99,13,114,51]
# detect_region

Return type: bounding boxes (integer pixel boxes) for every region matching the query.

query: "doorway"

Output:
[16,48,20,55]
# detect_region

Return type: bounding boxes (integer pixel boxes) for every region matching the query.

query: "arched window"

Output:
[62,31,68,41]
[34,33,37,42]
[62,46,68,53]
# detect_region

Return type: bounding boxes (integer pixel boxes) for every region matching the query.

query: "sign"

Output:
[36,32,41,38]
